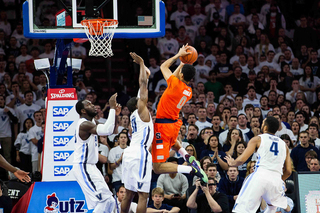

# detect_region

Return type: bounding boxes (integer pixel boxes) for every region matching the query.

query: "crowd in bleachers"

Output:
[1,0,320,212]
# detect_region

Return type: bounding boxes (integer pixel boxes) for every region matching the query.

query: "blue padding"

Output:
[27,181,93,213]
[23,1,165,39]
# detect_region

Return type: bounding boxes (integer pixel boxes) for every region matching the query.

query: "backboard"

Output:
[23,0,165,39]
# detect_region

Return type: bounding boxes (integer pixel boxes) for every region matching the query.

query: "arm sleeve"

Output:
[96,109,116,136]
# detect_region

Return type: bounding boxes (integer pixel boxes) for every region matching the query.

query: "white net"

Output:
[81,19,118,58]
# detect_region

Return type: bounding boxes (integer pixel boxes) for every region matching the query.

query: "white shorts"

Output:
[122,151,152,193]
[233,168,287,213]
[73,164,113,210]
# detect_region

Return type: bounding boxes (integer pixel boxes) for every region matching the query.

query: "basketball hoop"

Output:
[80,19,118,58]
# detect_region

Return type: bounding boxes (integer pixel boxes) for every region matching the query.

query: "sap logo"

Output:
[53,136,73,146]
[53,106,73,117]
[53,151,74,161]
[53,121,73,132]
[44,193,87,213]
[54,166,72,176]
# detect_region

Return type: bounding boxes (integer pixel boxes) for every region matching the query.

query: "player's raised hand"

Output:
[130,52,144,65]
[14,170,31,183]
[178,44,191,57]
[115,103,121,116]
[109,93,117,109]
[224,155,235,166]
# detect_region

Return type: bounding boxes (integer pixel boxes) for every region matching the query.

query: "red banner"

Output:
[47,88,77,101]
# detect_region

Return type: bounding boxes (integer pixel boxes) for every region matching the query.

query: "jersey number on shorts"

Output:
[269,141,279,156]
[177,96,187,109]
[132,117,137,134]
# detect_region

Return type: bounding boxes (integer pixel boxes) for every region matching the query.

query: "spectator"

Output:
[147,187,180,213]
[15,45,32,68]
[218,166,244,211]
[191,4,206,30]
[194,54,210,84]
[170,0,189,30]
[0,95,18,163]
[211,114,223,137]
[109,132,129,193]
[274,114,296,143]
[176,26,193,47]
[206,163,221,183]
[223,128,244,156]
[39,42,54,61]
[228,4,246,35]
[280,134,295,153]
[309,158,320,172]
[307,50,320,77]
[254,34,274,65]
[308,123,320,149]
[264,3,286,40]
[291,131,320,171]
[295,111,308,132]
[27,111,43,172]
[299,65,320,104]
[157,29,179,59]
[6,81,25,108]
[16,90,41,129]
[184,16,198,44]
[245,161,256,178]
[195,107,212,132]
[156,157,188,212]
[186,178,229,213]
[194,26,212,49]
[294,15,318,55]
[247,14,264,39]
[113,185,137,213]
[200,135,228,176]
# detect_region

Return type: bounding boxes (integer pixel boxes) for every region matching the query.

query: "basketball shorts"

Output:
[73,164,114,210]
[233,168,287,213]
[152,118,182,163]
[122,149,152,193]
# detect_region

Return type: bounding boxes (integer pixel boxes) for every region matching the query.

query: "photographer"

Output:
[186,178,229,213]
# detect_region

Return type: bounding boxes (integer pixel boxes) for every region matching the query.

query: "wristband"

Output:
[115,162,119,166]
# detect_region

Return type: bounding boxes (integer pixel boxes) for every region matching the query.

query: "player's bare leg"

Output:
[121,189,135,213]
[136,192,149,213]
[153,140,208,182]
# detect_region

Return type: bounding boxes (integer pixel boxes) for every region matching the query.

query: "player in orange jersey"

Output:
[152,45,208,183]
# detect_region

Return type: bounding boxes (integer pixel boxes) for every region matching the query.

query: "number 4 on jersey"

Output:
[270,141,279,156]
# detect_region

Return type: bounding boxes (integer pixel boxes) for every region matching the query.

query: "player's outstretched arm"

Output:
[0,154,30,182]
[282,146,292,181]
[130,52,150,122]
[80,93,118,136]
[225,136,260,167]
[160,45,190,80]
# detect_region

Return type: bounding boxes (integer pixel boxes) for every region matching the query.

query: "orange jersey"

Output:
[156,75,192,120]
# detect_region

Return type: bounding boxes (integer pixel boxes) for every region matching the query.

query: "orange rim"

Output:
[81,19,118,35]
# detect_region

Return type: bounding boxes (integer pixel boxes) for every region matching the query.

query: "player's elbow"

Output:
[186,201,197,209]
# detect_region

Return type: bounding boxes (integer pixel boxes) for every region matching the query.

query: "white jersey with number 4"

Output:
[255,133,287,175]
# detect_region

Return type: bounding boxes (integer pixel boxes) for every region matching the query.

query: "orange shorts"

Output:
[152,119,182,163]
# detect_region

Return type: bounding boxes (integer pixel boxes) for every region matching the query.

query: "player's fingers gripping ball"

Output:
[179,46,198,64]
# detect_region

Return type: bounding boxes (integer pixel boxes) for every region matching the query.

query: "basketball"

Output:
[180,46,198,64]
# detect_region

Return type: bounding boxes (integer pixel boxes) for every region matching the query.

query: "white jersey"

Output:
[73,118,99,165]
[256,134,287,175]
[128,109,154,150]
[122,110,154,193]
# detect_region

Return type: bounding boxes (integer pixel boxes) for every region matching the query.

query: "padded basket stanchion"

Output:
[80,19,118,58]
